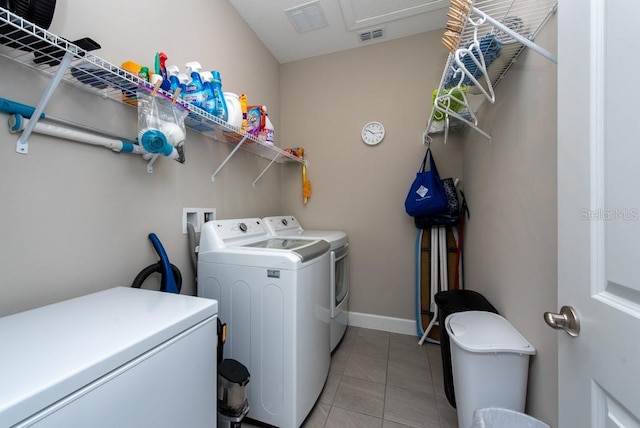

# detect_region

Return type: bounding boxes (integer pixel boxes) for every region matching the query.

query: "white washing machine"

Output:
[263,215,349,352]
[197,218,330,428]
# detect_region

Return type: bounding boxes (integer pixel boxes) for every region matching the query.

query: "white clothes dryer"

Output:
[197,218,330,428]
[263,215,349,352]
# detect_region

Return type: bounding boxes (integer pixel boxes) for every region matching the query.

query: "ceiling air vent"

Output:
[359,28,384,43]
[285,1,329,34]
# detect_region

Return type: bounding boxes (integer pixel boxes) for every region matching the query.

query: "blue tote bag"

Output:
[404,148,448,217]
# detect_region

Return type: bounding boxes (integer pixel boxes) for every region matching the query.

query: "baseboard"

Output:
[347,311,416,336]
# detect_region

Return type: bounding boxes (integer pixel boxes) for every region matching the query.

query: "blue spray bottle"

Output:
[211,70,229,122]
[178,73,189,95]
[200,71,217,117]
[183,61,206,110]
[201,71,228,121]
[166,65,182,96]
[210,71,228,121]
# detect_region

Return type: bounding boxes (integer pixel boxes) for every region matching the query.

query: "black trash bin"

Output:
[434,289,498,408]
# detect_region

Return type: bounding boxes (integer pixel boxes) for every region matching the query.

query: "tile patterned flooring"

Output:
[243,326,459,428]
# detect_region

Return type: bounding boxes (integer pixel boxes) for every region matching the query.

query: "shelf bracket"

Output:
[16,50,75,154]
[252,152,282,187]
[146,154,160,173]
[211,134,249,181]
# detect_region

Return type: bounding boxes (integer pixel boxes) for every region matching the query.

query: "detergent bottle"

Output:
[183,61,206,110]
[210,71,228,121]
[239,94,248,131]
[200,71,217,117]
[263,110,274,144]
[166,65,182,95]
[138,66,150,82]
[178,73,189,95]
[257,106,273,143]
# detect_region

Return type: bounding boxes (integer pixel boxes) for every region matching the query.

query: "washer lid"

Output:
[297,230,348,248]
[244,238,329,262]
[446,311,536,354]
[262,216,348,248]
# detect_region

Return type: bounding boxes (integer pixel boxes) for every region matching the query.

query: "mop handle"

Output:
[0,97,135,143]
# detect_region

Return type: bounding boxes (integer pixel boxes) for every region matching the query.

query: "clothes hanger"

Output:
[453,25,496,104]
[433,67,491,140]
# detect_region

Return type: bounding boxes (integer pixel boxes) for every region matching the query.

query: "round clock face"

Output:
[361,121,385,146]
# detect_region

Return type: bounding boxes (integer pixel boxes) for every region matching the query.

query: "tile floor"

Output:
[243,326,458,428]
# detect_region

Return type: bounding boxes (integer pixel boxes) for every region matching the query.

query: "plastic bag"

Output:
[137,88,188,160]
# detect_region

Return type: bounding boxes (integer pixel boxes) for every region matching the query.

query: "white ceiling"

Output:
[228,0,450,63]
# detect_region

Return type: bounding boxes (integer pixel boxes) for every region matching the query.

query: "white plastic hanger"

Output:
[433,68,491,140]
[453,26,496,104]
[424,0,558,144]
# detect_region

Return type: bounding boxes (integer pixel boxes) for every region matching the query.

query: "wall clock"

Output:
[361,121,385,146]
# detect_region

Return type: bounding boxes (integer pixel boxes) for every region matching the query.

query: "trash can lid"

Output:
[446,311,536,354]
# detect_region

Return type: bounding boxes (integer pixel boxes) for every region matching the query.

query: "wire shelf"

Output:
[0,6,303,167]
[426,0,557,140]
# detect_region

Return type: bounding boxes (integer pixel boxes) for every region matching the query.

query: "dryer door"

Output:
[331,243,349,316]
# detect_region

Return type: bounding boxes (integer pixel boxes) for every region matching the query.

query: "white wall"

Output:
[460,14,558,427]
[279,30,464,321]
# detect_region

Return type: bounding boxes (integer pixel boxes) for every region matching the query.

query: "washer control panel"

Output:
[211,218,268,241]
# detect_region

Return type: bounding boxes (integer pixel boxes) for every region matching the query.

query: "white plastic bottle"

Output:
[262,109,274,144]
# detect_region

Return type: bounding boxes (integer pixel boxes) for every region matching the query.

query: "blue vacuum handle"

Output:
[148,233,179,294]
[0,98,46,120]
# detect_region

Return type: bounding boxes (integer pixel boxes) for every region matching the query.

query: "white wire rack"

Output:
[0,6,303,178]
[425,0,557,142]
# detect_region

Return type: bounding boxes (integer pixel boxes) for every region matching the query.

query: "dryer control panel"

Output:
[263,216,302,234]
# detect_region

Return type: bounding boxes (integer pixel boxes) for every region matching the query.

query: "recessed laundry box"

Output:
[445,311,536,428]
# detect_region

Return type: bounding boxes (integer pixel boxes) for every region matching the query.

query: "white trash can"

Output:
[445,311,536,428]
[471,407,550,428]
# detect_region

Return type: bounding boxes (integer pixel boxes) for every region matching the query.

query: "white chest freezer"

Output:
[0,287,218,428]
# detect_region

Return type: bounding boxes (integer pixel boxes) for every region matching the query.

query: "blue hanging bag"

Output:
[404,148,449,217]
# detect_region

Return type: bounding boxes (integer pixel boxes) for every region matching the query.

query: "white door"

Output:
[556,0,640,426]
